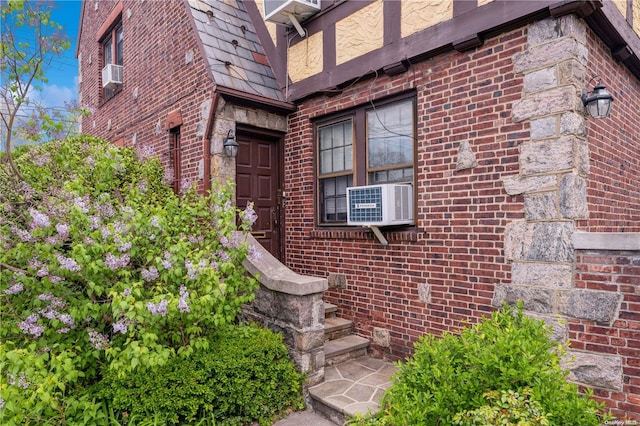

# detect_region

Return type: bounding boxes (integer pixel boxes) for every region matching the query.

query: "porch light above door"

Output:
[581,82,614,119]
[223,130,239,158]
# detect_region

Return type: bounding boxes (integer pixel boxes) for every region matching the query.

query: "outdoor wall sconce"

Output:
[223,130,239,158]
[582,81,614,119]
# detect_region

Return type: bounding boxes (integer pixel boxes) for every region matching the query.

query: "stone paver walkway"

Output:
[308,357,397,420]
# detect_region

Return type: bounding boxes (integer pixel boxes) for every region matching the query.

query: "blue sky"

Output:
[29,0,82,109]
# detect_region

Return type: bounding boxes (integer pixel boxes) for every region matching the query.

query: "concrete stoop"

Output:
[309,357,397,425]
[307,303,397,424]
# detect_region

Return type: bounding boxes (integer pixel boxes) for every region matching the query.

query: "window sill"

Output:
[310,227,421,242]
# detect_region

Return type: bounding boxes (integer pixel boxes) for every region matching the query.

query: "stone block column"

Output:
[238,233,328,386]
[494,15,623,392]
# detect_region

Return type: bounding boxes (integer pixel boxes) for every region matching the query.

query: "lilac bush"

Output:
[0,136,260,424]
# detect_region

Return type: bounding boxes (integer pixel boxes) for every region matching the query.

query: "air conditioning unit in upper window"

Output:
[264,0,320,26]
[347,183,414,227]
[102,64,123,89]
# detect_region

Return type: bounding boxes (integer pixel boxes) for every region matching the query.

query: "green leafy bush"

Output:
[0,136,260,424]
[98,324,305,425]
[349,303,610,426]
[452,388,549,425]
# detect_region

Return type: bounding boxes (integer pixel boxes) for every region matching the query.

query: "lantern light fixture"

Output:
[581,81,614,119]
[223,130,239,158]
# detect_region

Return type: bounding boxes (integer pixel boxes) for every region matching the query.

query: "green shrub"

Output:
[97,324,305,425]
[0,136,259,424]
[452,388,549,425]
[349,303,610,426]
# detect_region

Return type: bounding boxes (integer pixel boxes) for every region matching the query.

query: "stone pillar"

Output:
[238,233,328,386]
[494,15,623,391]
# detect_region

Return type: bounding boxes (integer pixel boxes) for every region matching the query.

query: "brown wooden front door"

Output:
[236,132,282,260]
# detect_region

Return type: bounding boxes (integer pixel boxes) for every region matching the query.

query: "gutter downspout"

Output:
[202,92,219,194]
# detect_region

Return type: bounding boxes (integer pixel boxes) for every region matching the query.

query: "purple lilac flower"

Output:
[188,234,204,245]
[89,216,101,231]
[56,223,70,239]
[58,314,75,327]
[17,372,29,389]
[6,372,15,385]
[146,299,168,316]
[118,242,132,253]
[137,180,148,192]
[56,254,81,272]
[18,314,45,338]
[141,267,159,282]
[12,226,33,242]
[161,251,173,269]
[4,283,24,295]
[242,203,258,225]
[49,276,63,284]
[112,318,131,334]
[19,182,35,201]
[45,236,60,245]
[73,196,90,213]
[37,293,65,309]
[123,287,131,297]
[135,144,154,160]
[39,306,58,320]
[218,251,231,263]
[97,202,115,218]
[101,227,111,242]
[84,237,95,245]
[163,167,174,185]
[150,216,161,228]
[29,208,51,229]
[180,177,195,193]
[86,156,95,168]
[105,253,130,270]
[87,328,109,349]
[178,286,190,313]
[57,327,71,334]
[0,397,4,409]
[249,244,263,262]
[185,260,197,280]
[113,221,127,235]
[33,152,51,167]
[220,234,240,249]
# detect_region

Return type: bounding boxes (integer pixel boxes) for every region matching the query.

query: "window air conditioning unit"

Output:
[347,183,414,227]
[264,0,320,37]
[102,64,123,89]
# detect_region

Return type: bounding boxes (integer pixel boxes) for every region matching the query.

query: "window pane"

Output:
[116,26,123,65]
[318,120,353,175]
[104,38,112,64]
[320,150,332,174]
[369,166,413,185]
[367,100,413,168]
[320,175,353,223]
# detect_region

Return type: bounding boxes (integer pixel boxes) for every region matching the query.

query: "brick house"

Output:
[77,0,640,418]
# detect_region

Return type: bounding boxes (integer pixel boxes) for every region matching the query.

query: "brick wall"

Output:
[568,27,640,420]
[285,28,528,360]
[574,250,640,418]
[77,0,211,192]
[579,30,640,232]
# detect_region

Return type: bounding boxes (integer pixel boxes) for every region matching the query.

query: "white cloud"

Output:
[38,84,77,108]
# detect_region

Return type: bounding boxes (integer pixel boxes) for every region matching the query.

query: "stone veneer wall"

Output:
[493,15,630,414]
[208,97,288,184]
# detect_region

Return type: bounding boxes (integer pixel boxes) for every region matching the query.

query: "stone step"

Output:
[324,302,338,318]
[324,317,353,341]
[309,356,397,425]
[324,335,369,366]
